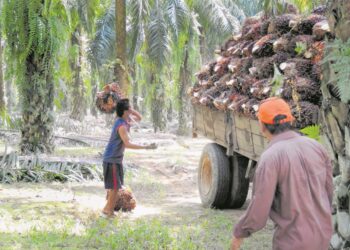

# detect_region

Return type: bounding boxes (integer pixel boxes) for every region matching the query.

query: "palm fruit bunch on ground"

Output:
[114,188,136,212]
[95,82,124,114]
[188,5,333,129]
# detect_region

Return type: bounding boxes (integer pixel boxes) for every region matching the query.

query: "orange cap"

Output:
[257,97,295,125]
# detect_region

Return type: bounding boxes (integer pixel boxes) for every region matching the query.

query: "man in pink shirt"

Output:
[231,97,333,250]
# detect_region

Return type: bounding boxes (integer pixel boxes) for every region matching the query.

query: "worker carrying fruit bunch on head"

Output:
[231,97,333,250]
[101,98,157,218]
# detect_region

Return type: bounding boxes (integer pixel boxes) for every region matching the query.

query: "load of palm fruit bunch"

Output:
[114,188,137,212]
[95,82,125,114]
[188,5,333,129]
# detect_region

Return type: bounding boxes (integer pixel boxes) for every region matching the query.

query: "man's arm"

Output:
[119,125,156,149]
[129,108,142,122]
[232,156,278,246]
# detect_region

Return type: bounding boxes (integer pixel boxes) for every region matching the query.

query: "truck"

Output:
[193,104,268,209]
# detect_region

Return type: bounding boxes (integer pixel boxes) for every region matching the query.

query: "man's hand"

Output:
[145,143,157,150]
[231,236,243,250]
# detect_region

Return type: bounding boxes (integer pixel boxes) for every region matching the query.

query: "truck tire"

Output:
[198,143,231,208]
[226,153,250,208]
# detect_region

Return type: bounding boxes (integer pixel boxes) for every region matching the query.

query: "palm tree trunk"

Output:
[150,72,166,132]
[21,56,55,153]
[198,27,207,64]
[177,42,190,135]
[70,26,86,121]
[322,1,350,248]
[115,0,129,94]
[130,64,139,111]
[3,0,59,154]
[141,81,147,115]
[5,78,15,113]
[167,102,173,122]
[0,33,5,112]
[90,66,98,117]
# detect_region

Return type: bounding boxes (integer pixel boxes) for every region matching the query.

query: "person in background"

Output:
[102,98,157,218]
[231,97,333,250]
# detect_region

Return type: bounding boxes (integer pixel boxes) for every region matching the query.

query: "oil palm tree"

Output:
[0,0,5,112]
[3,0,68,153]
[115,0,129,94]
[63,0,100,121]
[0,26,4,113]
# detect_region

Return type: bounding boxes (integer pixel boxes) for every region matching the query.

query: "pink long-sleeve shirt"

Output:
[234,131,333,250]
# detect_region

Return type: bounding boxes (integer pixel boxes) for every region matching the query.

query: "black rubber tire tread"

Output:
[198,143,231,208]
[226,153,250,208]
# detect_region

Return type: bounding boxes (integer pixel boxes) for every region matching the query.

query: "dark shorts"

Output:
[103,162,124,190]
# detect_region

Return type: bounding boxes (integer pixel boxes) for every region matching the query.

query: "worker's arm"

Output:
[118,125,156,149]
[129,108,142,122]
[233,154,278,240]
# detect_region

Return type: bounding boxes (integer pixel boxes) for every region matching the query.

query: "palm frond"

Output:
[300,125,320,141]
[146,1,170,68]
[89,5,115,67]
[195,0,242,35]
[323,39,350,103]
[164,0,189,40]
[289,0,312,13]
[77,0,100,33]
[221,0,246,22]
[193,0,245,57]
[235,0,262,16]
[259,0,287,15]
[128,0,149,63]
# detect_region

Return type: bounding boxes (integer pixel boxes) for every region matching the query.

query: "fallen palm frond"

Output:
[0,151,103,184]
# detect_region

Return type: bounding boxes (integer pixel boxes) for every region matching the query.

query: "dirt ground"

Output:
[0,117,274,249]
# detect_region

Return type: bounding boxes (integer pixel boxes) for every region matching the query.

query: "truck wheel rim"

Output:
[201,155,212,195]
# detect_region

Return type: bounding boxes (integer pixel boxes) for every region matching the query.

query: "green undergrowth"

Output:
[0,201,272,250]
[0,213,228,250]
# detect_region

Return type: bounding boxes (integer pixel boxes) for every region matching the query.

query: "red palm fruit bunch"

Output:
[244,22,263,41]
[268,14,297,35]
[188,5,332,126]
[252,34,278,57]
[294,14,326,35]
[312,5,327,15]
[289,101,320,129]
[96,82,125,114]
[305,41,325,64]
[114,188,137,212]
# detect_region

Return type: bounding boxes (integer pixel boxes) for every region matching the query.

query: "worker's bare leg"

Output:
[102,189,118,216]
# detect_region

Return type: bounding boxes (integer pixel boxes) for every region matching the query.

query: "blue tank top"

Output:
[103,118,130,163]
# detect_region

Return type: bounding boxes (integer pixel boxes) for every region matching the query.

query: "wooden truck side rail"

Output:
[193,104,268,161]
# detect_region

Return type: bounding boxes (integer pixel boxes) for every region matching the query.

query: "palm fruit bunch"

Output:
[188,5,333,128]
[114,188,136,212]
[95,82,124,114]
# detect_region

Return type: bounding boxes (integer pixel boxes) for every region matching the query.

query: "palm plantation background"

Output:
[0,0,260,153]
[0,0,334,152]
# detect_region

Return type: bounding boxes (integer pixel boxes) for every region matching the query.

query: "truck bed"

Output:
[192,104,268,161]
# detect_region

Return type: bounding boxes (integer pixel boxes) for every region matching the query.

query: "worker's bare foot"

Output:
[100,211,115,219]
